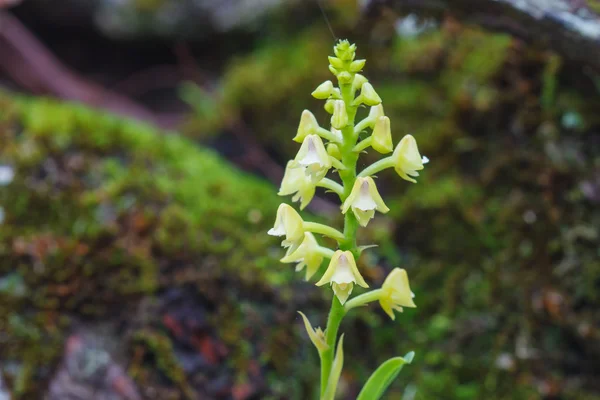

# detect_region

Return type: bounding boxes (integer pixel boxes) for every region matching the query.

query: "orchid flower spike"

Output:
[379,268,416,320]
[268,203,304,247]
[280,232,324,280]
[294,134,331,182]
[341,177,390,227]
[391,134,428,183]
[278,161,316,210]
[316,250,368,305]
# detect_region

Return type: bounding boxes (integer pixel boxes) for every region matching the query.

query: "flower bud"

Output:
[349,59,366,72]
[324,99,335,114]
[379,268,416,320]
[327,142,342,160]
[293,110,319,143]
[391,135,426,183]
[352,73,368,93]
[331,100,348,130]
[368,104,385,122]
[337,71,353,84]
[281,232,323,280]
[328,56,345,70]
[371,116,393,154]
[298,312,329,353]
[316,250,368,305]
[334,40,356,61]
[360,82,382,106]
[268,203,304,247]
[312,80,334,100]
[341,177,389,227]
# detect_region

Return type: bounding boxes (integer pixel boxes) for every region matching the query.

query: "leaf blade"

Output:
[356,352,414,400]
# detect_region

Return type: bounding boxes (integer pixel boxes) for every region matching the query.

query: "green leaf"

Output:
[322,335,345,400]
[356,351,415,400]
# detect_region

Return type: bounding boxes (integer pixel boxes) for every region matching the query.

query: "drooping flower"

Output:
[293,134,331,182]
[268,203,304,247]
[371,116,393,154]
[379,268,416,320]
[280,232,323,280]
[298,312,329,352]
[293,110,320,143]
[341,177,389,227]
[278,161,316,210]
[391,134,428,183]
[316,250,368,304]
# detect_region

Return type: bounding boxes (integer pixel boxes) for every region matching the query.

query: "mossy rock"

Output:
[0,93,326,399]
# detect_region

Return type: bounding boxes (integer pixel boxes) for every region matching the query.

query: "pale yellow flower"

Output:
[341,177,389,227]
[316,250,368,304]
[278,161,316,210]
[379,268,416,320]
[391,134,428,183]
[280,232,324,280]
[294,134,331,182]
[268,203,304,247]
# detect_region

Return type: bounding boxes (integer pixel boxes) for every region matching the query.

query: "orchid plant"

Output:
[268,40,428,399]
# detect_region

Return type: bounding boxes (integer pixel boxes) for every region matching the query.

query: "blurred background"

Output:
[0,0,599,399]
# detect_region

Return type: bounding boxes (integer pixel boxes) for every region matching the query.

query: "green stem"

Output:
[344,289,383,312]
[320,296,346,397]
[358,156,394,177]
[317,127,343,143]
[320,80,360,398]
[352,136,372,153]
[354,117,372,135]
[316,246,336,258]
[317,178,344,198]
[303,222,345,241]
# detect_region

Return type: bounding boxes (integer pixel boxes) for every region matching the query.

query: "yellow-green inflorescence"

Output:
[268,40,428,398]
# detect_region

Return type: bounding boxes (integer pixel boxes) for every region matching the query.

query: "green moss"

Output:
[0,92,314,398]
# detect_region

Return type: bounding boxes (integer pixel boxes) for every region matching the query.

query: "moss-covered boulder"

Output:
[0,93,326,399]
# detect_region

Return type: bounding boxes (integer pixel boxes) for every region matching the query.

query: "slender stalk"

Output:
[344,289,383,312]
[320,297,345,396]
[303,222,345,241]
[317,178,344,198]
[316,246,336,258]
[352,136,372,153]
[317,127,343,143]
[354,117,372,136]
[357,156,394,177]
